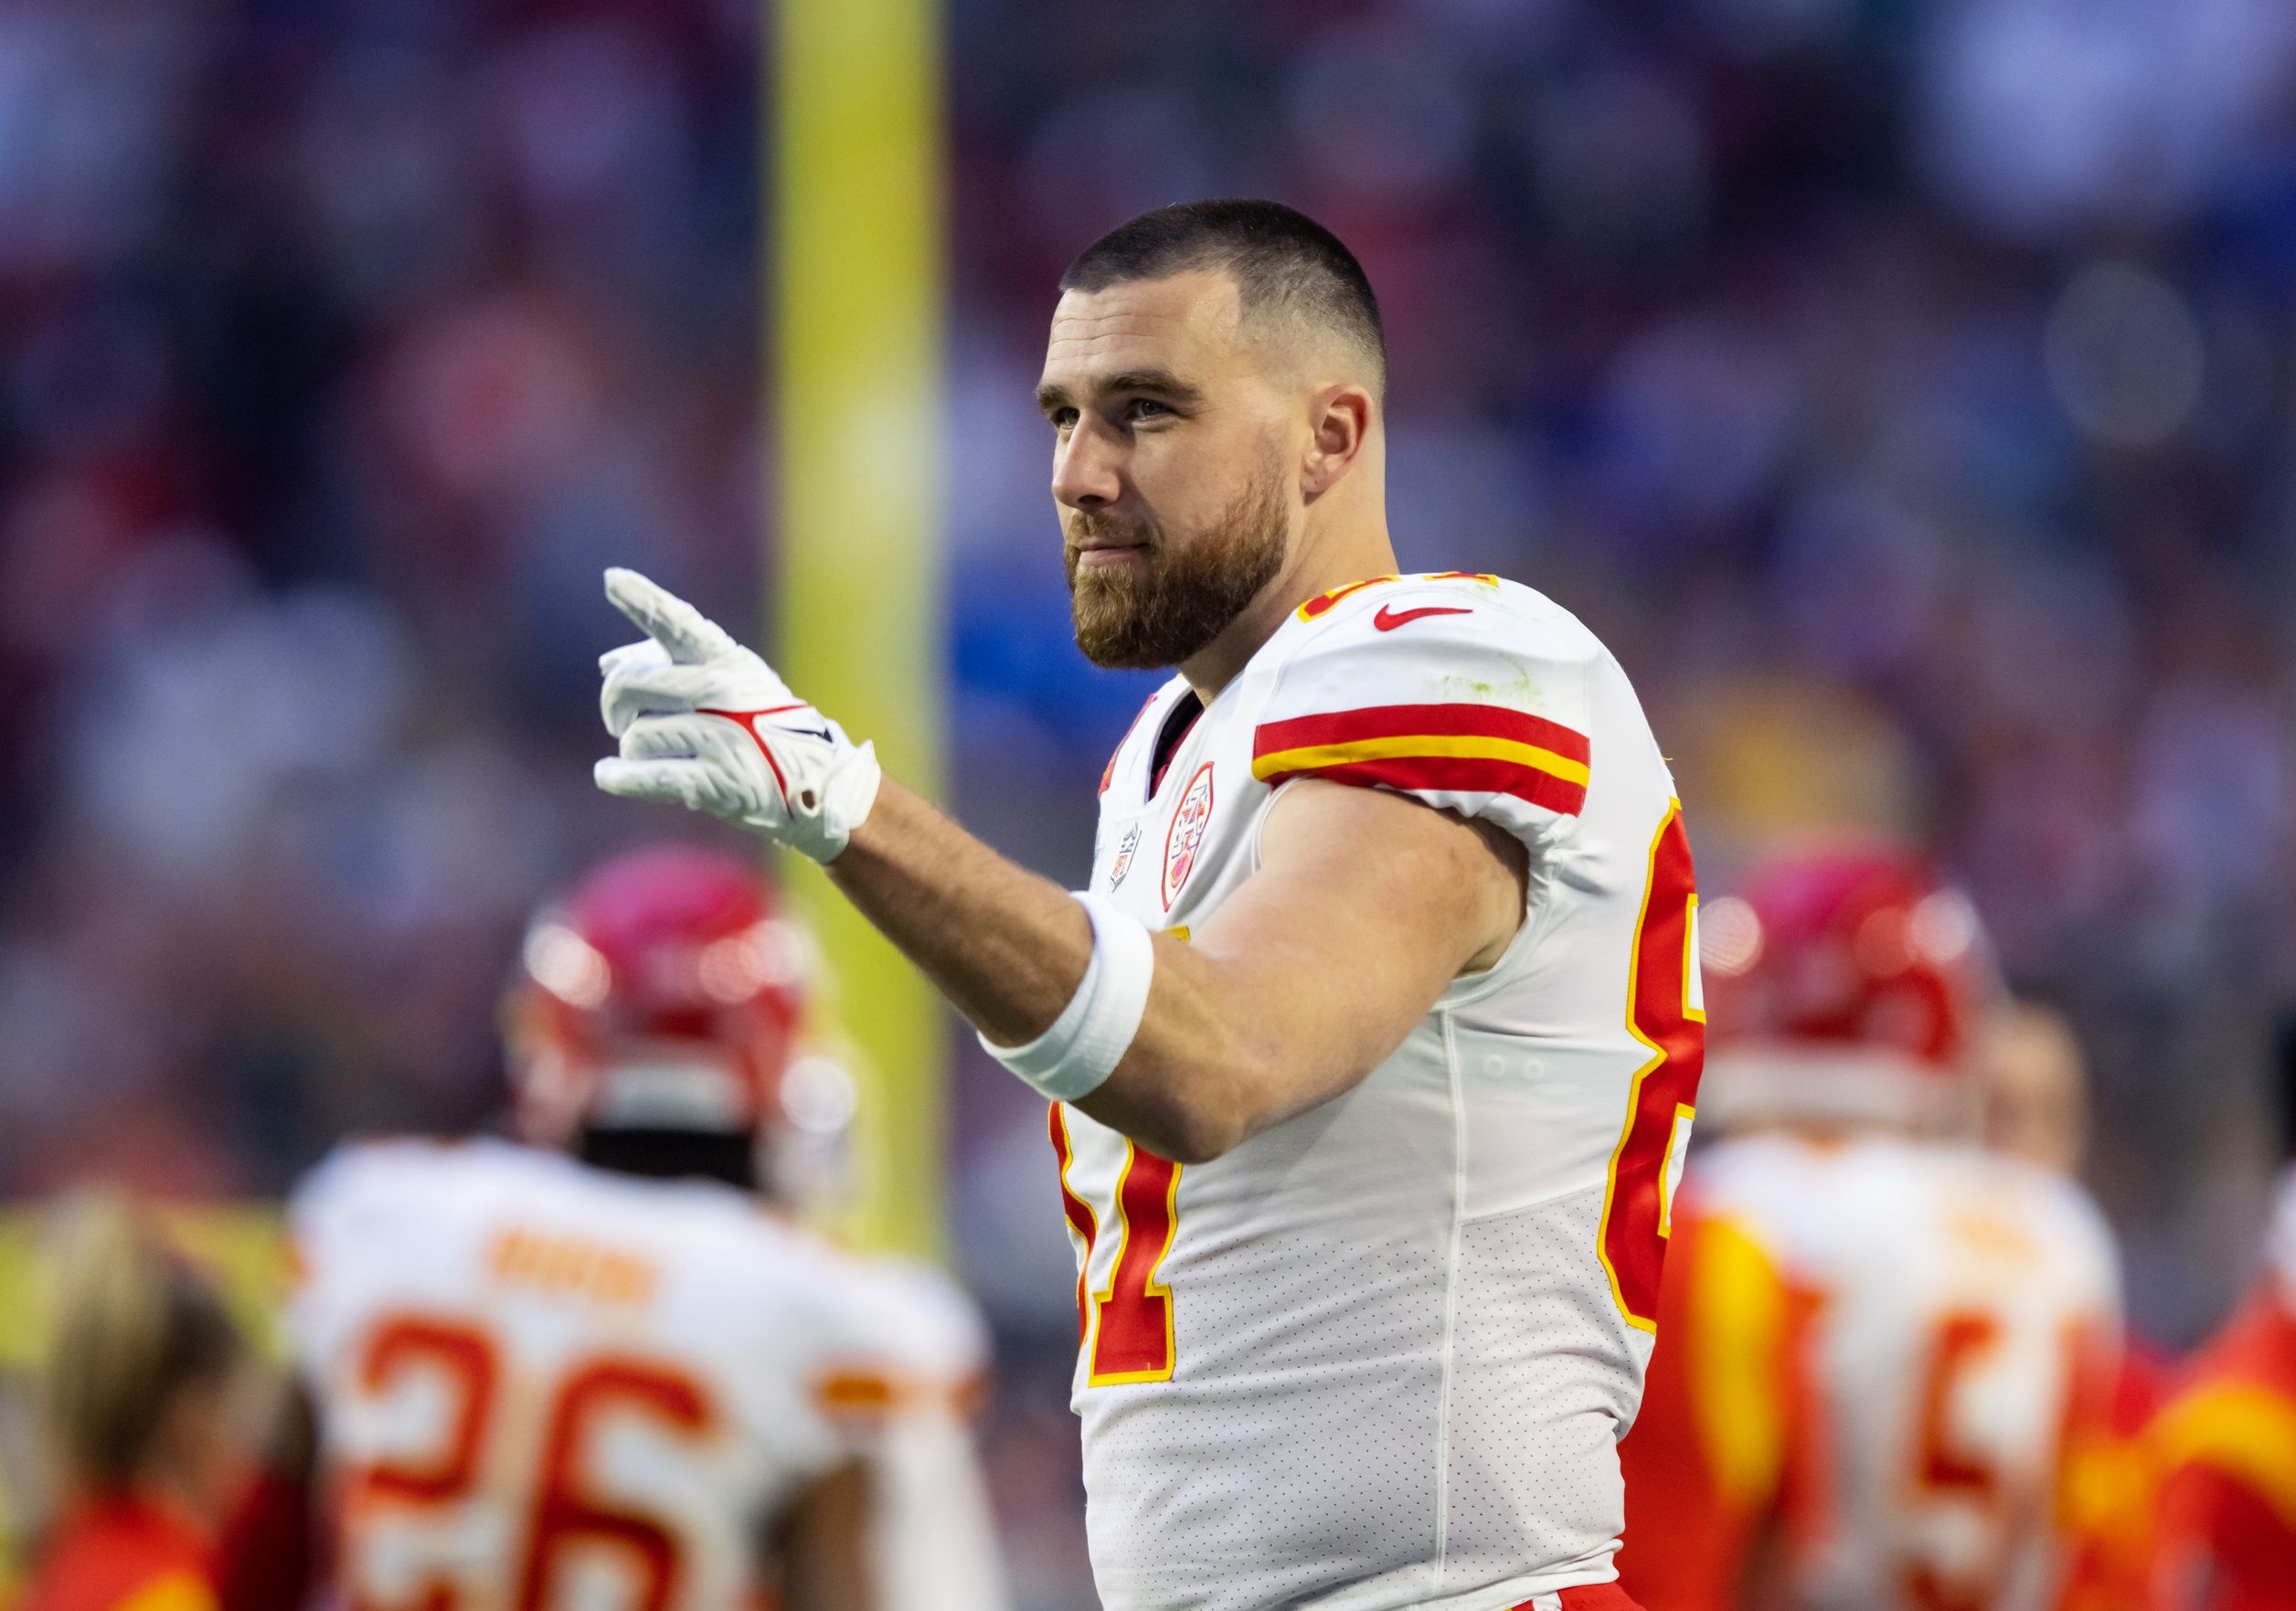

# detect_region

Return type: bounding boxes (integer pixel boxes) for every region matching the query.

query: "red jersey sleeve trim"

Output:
[1250,701,1591,816]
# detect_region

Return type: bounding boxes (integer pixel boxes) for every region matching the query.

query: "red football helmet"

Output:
[504,843,817,1148]
[1698,844,1999,1129]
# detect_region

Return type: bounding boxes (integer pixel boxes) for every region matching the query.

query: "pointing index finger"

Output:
[603,567,739,665]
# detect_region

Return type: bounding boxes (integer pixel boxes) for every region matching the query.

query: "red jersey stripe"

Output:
[1253,701,1590,766]
[1256,751,1588,817]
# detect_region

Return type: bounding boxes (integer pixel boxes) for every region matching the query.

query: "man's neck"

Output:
[1178,525,1398,700]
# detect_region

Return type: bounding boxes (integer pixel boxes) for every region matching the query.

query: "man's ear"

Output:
[1301,384,1374,502]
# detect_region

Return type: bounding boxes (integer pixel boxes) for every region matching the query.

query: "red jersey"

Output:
[2147,1288,2296,1611]
[2056,1334,2174,1611]
[1616,1191,1827,1611]
[16,1496,217,1611]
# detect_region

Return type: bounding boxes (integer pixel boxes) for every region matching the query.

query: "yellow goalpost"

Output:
[771,0,949,1258]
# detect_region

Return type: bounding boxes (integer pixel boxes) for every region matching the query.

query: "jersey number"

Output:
[1050,1106,1181,1385]
[1903,1309,2006,1611]
[1901,1309,2087,1611]
[344,1314,717,1611]
[1599,800,1704,1331]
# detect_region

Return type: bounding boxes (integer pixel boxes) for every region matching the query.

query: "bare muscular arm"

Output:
[827,775,1525,1163]
[591,569,1527,1165]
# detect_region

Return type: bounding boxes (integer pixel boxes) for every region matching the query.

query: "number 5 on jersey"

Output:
[1600,800,1704,1332]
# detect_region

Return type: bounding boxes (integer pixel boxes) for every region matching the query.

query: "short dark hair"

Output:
[1060,198,1386,387]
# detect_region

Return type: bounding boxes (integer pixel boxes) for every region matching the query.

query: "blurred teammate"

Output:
[588,199,1698,1609]
[2143,1018,2296,1611]
[21,1194,251,1611]
[1981,1002,2090,1179]
[1617,849,2122,1611]
[1982,1002,2165,1611]
[226,844,1004,1611]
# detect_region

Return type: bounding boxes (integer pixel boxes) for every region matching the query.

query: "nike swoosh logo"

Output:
[742,713,832,745]
[696,705,828,745]
[1373,603,1472,631]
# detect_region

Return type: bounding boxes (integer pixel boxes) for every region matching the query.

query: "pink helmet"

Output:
[1698,845,1998,1129]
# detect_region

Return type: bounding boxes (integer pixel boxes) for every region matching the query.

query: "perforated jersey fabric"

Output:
[1440,1189,1645,1596]
[1058,572,1695,1611]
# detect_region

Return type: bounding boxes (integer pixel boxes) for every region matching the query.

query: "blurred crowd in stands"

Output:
[1,0,2294,1605]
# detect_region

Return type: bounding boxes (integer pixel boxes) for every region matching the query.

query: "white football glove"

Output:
[592,567,882,862]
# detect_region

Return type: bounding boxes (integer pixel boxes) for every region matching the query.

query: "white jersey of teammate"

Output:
[291,1137,1004,1611]
[2270,1162,2296,1298]
[1693,1131,2122,1611]
[1055,570,1703,1611]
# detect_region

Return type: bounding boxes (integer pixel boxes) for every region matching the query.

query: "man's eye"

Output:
[1123,397,1172,421]
[1049,408,1078,430]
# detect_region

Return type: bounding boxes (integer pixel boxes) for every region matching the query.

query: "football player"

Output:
[1615,849,2123,1611]
[2143,1017,2296,1611]
[1980,1002,2166,1611]
[1980,1002,2091,1180]
[222,843,1005,1611]
[590,198,1697,1610]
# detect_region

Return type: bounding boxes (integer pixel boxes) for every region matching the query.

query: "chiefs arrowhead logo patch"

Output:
[1162,763,1215,912]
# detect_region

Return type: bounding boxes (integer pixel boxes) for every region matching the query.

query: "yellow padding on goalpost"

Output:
[773,0,947,1258]
[0,1203,293,1372]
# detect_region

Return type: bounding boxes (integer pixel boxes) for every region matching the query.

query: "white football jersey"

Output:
[1056,571,1703,1611]
[1691,1132,2122,1611]
[290,1138,1002,1611]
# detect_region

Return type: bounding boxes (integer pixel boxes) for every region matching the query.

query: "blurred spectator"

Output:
[16,1193,250,1611]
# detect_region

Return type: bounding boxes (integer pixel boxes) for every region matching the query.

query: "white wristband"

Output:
[979,892,1155,1103]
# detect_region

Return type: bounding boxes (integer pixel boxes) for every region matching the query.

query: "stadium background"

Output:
[0,0,2293,1606]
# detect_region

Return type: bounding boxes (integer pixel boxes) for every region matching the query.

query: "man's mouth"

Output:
[1075,544,1147,567]
[1070,534,1153,572]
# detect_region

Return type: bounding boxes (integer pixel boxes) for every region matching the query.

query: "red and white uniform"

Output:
[1621,1132,2121,1611]
[1055,571,1700,1611]
[290,1138,1002,1611]
[2146,1168,2296,1611]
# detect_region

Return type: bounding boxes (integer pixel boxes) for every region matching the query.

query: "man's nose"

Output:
[1052,422,1122,511]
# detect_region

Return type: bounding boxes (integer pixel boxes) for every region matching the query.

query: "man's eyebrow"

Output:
[1034,369,1205,415]
[1103,368,1204,403]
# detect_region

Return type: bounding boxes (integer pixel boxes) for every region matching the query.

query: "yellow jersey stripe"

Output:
[1251,731,1591,786]
[2153,1383,2296,1527]
[1689,1214,1791,1511]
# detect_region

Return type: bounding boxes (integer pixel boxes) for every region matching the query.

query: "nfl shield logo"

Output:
[1108,822,1142,890]
[1163,762,1215,911]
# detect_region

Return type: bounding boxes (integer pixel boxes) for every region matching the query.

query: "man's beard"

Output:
[1065,455,1290,671]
